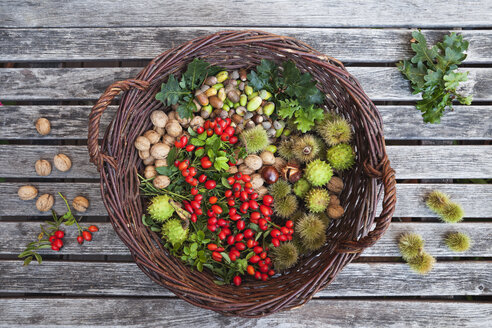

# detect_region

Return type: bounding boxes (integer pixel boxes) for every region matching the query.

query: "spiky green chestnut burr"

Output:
[272,242,299,271]
[326,143,355,170]
[317,116,352,146]
[444,232,471,252]
[148,195,175,222]
[274,194,298,218]
[398,233,424,261]
[304,159,333,187]
[292,134,320,163]
[278,139,295,160]
[269,179,292,200]
[240,125,269,153]
[296,214,326,245]
[440,202,464,223]
[293,178,310,198]
[407,252,435,275]
[161,219,188,247]
[305,188,330,213]
[302,231,326,251]
[426,190,451,214]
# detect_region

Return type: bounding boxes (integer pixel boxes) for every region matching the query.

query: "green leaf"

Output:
[34,253,42,264]
[23,256,33,266]
[277,99,298,119]
[166,147,178,166]
[182,58,211,90]
[155,165,175,176]
[397,60,427,92]
[410,31,439,67]
[293,105,324,133]
[197,230,205,241]
[220,252,231,264]
[150,226,161,232]
[443,71,468,91]
[177,98,196,119]
[190,138,205,146]
[195,148,205,157]
[221,177,231,188]
[196,261,204,272]
[155,75,188,106]
[187,126,198,137]
[198,131,208,140]
[190,243,198,252]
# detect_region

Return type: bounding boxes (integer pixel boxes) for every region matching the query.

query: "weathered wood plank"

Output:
[1,0,491,28]
[1,28,491,63]
[0,260,489,297]
[3,222,491,257]
[0,298,490,327]
[0,67,487,101]
[2,105,491,140]
[1,145,491,179]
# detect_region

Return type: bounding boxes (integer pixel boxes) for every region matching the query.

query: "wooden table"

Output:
[1,1,491,326]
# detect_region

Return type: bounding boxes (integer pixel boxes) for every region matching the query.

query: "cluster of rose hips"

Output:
[76,225,99,245]
[48,225,99,251]
[172,116,295,286]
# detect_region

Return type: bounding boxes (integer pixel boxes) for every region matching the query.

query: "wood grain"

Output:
[1,105,491,140]
[0,67,488,101]
[0,260,489,297]
[1,145,491,179]
[0,298,490,327]
[1,0,491,28]
[1,28,491,63]
[3,222,490,257]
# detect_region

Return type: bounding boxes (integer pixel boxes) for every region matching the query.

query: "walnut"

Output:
[329,194,340,206]
[53,154,72,172]
[35,118,51,135]
[327,176,344,193]
[162,135,175,146]
[138,150,150,160]
[143,130,161,144]
[327,205,344,219]
[153,175,171,189]
[227,165,238,174]
[166,120,182,137]
[153,126,165,136]
[72,196,89,212]
[134,136,151,151]
[250,173,265,190]
[259,151,275,165]
[35,159,52,176]
[143,156,155,166]
[36,194,54,212]
[18,185,38,200]
[150,143,170,160]
[245,155,263,171]
[144,165,157,179]
[150,110,169,128]
[155,159,168,167]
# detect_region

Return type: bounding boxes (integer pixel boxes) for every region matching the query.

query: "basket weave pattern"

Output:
[88,30,396,317]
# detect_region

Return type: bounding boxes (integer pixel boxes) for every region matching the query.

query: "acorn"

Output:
[261,165,280,185]
[281,161,302,183]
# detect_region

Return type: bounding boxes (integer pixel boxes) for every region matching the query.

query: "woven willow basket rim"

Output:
[88,30,396,318]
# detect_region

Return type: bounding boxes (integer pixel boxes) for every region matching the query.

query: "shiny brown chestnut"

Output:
[261,166,279,184]
[282,161,302,183]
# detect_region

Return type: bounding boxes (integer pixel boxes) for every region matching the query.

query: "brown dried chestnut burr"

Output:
[261,166,279,184]
[281,161,302,183]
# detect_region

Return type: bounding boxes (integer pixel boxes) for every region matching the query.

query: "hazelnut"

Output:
[36,193,54,212]
[150,110,169,128]
[35,118,51,135]
[166,120,182,137]
[143,156,155,166]
[18,185,38,200]
[155,159,168,168]
[144,165,157,179]
[259,151,275,166]
[245,155,263,171]
[153,175,171,189]
[250,173,265,190]
[328,205,344,219]
[53,154,72,172]
[72,196,90,212]
[134,136,151,151]
[150,143,170,160]
[143,130,161,144]
[35,159,51,176]
[261,166,279,185]
[327,176,344,194]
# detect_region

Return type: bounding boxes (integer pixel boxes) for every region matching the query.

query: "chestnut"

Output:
[282,161,302,183]
[261,166,279,184]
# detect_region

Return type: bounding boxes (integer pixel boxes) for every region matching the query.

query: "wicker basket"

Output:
[87,30,396,317]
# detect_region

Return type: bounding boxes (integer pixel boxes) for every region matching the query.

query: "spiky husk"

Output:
[278,139,295,160]
[326,143,355,171]
[445,232,471,252]
[148,195,175,222]
[291,210,304,223]
[317,116,352,146]
[296,214,326,244]
[318,211,331,227]
[305,188,330,212]
[407,252,435,275]
[426,190,450,214]
[304,159,333,187]
[293,178,310,198]
[302,231,327,251]
[240,125,269,153]
[274,194,298,218]
[398,233,425,261]
[292,134,320,163]
[272,242,299,271]
[161,219,188,247]
[440,202,464,223]
[269,179,292,201]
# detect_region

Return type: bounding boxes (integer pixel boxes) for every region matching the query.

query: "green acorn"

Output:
[278,139,295,160]
[444,232,471,252]
[398,233,424,261]
[148,195,175,222]
[440,202,464,223]
[326,143,355,170]
[317,116,352,146]
[269,179,292,201]
[304,159,333,187]
[293,178,310,198]
[407,252,435,275]
[272,242,299,271]
[292,134,320,163]
[240,125,270,153]
[305,188,330,213]
[426,190,450,214]
[161,219,188,247]
[274,194,298,218]
[296,214,326,245]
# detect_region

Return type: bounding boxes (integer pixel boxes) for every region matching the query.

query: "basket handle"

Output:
[88,79,150,169]
[337,155,396,254]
